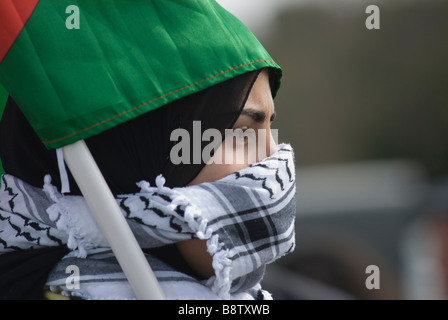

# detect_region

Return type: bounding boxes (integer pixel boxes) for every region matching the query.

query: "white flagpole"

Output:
[62,140,165,300]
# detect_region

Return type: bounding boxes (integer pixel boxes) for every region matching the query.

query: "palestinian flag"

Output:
[0,0,281,150]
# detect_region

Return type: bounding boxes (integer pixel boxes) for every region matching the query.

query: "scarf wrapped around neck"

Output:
[0,144,296,300]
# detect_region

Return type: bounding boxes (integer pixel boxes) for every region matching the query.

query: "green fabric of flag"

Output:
[0,0,282,149]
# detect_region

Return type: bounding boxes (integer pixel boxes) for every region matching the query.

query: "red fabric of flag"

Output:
[0,0,39,63]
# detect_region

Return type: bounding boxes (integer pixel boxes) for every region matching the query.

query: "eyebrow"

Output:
[241,108,276,123]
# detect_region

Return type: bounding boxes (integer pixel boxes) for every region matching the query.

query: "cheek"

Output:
[188,127,278,186]
[254,128,278,162]
[268,130,278,156]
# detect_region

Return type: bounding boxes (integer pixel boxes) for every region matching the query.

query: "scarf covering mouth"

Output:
[0,144,296,300]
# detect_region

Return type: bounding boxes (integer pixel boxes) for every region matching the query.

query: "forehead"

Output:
[244,69,275,114]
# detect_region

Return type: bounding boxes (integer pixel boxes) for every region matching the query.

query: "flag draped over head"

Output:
[0,0,282,150]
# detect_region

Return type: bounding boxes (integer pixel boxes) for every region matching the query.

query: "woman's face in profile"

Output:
[188,69,278,185]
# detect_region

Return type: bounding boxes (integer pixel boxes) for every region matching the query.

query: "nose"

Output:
[268,130,278,157]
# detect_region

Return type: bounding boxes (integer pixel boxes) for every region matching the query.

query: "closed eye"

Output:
[241,108,276,124]
[240,108,266,123]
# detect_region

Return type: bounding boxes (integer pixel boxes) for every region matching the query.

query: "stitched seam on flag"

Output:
[42,59,277,145]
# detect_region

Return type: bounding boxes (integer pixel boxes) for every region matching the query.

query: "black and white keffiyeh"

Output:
[0,144,296,300]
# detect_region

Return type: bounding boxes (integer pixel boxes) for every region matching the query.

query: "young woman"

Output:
[0,1,296,300]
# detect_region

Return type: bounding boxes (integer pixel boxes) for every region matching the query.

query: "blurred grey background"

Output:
[218,0,448,300]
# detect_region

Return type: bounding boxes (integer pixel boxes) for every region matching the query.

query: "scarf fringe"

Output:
[43,173,234,299]
[147,174,233,299]
[44,175,108,259]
